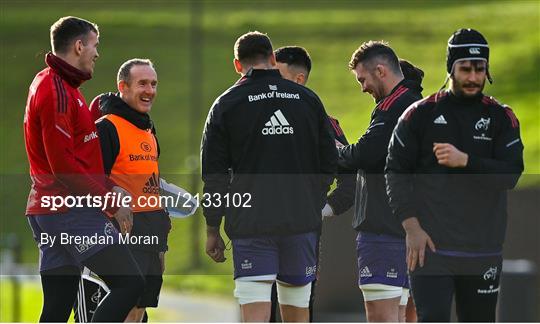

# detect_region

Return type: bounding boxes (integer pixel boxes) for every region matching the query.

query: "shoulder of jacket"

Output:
[399,93,440,122]
[482,95,519,128]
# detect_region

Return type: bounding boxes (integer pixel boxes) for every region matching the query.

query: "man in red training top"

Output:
[23,16,144,322]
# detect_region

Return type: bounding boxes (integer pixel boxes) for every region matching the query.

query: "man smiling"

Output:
[92,59,170,322]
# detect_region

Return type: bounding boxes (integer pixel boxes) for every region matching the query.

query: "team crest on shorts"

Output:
[241,259,252,270]
[104,222,115,236]
[386,268,398,278]
[483,267,498,280]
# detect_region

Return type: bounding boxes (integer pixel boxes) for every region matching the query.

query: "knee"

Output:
[276,281,312,308]
[233,280,273,305]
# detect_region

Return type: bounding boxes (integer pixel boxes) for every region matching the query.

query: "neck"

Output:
[242,62,274,75]
[54,52,80,71]
[383,75,404,96]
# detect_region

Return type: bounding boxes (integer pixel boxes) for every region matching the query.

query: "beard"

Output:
[452,78,485,98]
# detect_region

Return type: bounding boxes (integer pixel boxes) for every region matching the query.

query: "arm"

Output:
[95,119,120,175]
[317,109,339,210]
[385,105,435,271]
[326,129,356,216]
[339,112,396,171]
[39,89,112,198]
[385,107,419,224]
[433,107,524,190]
[465,107,524,189]
[201,99,231,229]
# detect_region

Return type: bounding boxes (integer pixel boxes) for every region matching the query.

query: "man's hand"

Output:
[402,217,436,272]
[206,226,226,263]
[433,143,468,168]
[111,186,132,234]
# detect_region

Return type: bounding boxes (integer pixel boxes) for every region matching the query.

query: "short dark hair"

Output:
[50,16,99,54]
[234,31,273,65]
[117,58,155,84]
[275,46,312,73]
[399,59,424,85]
[348,40,401,75]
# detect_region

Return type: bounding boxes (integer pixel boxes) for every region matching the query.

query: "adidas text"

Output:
[262,109,294,136]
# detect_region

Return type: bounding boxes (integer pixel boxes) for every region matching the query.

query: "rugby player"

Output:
[386,28,524,321]
[201,31,337,322]
[24,16,144,322]
[338,41,423,322]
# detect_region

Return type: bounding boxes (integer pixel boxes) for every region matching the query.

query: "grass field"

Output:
[1,0,539,310]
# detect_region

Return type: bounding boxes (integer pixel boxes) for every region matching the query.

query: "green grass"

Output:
[1,0,539,304]
[0,279,42,322]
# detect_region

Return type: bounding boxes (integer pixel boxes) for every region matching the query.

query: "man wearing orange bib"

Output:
[92,58,170,322]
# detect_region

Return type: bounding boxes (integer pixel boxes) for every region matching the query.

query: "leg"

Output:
[410,274,454,322]
[399,288,411,323]
[39,265,81,322]
[234,280,273,322]
[399,304,407,323]
[360,284,402,322]
[356,234,409,322]
[455,275,499,321]
[454,256,501,322]
[128,250,164,321]
[82,245,145,322]
[232,236,279,322]
[269,282,279,322]
[308,280,316,322]
[277,281,311,322]
[405,295,417,322]
[124,307,146,322]
[365,297,401,322]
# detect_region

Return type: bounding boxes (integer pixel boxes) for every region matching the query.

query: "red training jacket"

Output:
[24,53,115,215]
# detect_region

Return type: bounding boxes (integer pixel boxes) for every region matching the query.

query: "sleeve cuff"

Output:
[397,206,416,223]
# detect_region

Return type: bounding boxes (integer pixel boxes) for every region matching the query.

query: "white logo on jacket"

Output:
[475,117,490,131]
[262,109,294,135]
[434,115,447,125]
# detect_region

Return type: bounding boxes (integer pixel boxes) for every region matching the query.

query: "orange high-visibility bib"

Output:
[105,114,160,212]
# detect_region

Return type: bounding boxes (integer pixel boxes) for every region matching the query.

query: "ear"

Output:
[233,58,243,74]
[296,73,306,86]
[375,64,385,78]
[118,80,127,94]
[269,53,276,67]
[74,39,84,56]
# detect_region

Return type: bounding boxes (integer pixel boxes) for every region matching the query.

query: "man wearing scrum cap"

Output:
[386,28,524,321]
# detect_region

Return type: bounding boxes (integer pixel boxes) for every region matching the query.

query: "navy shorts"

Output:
[232,231,318,286]
[356,231,409,289]
[27,207,119,272]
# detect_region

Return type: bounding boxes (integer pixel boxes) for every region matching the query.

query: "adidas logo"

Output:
[434,115,447,125]
[143,172,160,194]
[262,109,294,136]
[360,266,372,278]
